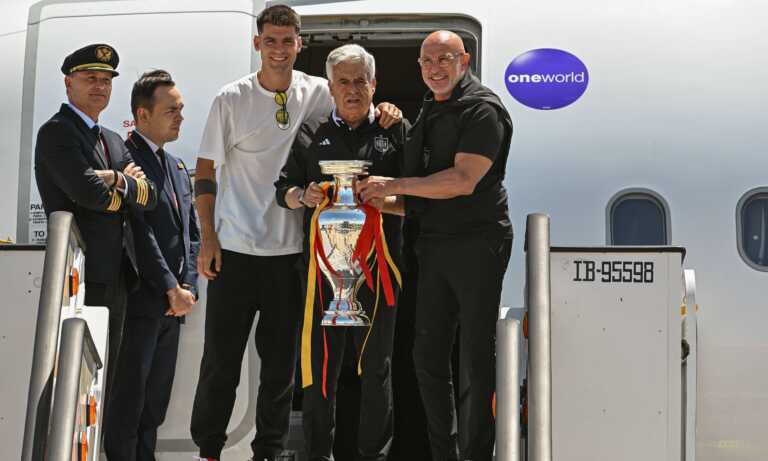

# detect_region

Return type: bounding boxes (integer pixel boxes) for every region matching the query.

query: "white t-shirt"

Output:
[198,70,332,256]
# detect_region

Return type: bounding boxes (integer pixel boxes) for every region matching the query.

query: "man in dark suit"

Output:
[34,43,157,406]
[103,70,199,461]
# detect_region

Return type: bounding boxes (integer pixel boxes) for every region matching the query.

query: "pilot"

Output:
[274,44,406,461]
[34,43,157,422]
[357,30,514,461]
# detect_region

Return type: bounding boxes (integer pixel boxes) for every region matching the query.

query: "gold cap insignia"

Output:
[95,46,113,63]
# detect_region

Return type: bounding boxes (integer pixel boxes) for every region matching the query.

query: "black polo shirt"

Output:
[412,73,513,240]
[275,112,407,263]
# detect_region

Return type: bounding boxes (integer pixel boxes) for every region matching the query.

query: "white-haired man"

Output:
[275,43,407,461]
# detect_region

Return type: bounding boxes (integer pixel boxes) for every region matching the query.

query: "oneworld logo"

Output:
[504,49,589,110]
[507,72,586,84]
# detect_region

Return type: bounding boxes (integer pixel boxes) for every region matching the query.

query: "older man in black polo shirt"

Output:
[358,30,513,461]
[275,43,406,461]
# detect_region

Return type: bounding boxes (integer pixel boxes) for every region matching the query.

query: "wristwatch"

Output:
[297,188,307,207]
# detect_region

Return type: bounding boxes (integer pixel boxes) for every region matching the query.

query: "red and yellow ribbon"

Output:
[300,184,401,394]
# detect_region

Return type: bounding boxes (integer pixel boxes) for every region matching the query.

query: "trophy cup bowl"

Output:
[317,160,372,326]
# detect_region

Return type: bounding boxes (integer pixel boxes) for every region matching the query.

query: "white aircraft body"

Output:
[0,0,766,460]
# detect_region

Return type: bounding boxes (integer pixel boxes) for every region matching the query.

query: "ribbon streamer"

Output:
[301,184,402,391]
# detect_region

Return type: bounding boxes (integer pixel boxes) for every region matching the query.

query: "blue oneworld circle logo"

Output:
[504,48,589,110]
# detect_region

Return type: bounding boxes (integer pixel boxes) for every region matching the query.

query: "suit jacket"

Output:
[34,104,158,293]
[125,132,200,318]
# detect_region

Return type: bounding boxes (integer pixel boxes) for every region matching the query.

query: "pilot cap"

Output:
[61,43,120,76]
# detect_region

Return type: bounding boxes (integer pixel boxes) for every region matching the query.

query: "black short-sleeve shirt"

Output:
[416,99,512,240]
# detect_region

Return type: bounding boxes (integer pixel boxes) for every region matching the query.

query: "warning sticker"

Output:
[29,202,47,244]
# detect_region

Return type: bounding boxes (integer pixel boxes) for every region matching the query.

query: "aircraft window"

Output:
[737,189,768,271]
[607,190,670,245]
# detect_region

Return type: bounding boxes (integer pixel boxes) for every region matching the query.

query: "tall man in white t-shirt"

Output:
[190,5,402,461]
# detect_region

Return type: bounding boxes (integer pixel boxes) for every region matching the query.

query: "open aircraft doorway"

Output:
[296,15,481,123]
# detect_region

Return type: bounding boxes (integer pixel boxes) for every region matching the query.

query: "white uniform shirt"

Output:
[198,70,332,256]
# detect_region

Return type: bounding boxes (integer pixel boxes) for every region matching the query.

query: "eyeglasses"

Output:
[275,91,290,130]
[417,52,465,68]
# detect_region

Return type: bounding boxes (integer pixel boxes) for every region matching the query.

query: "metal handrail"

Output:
[682,269,699,461]
[21,211,85,461]
[496,316,521,461]
[526,213,552,461]
[47,318,102,461]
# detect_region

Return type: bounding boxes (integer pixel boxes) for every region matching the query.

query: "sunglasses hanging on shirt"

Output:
[275,91,290,130]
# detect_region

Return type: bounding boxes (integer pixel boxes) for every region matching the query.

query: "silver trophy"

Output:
[317,160,372,326]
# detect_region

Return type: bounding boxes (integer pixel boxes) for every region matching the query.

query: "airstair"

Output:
[497,214,700,461]
[3,211,109,461]
[1,212,698,460]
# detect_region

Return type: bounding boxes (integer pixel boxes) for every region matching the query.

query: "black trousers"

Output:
[85,260,128,420]
[103,315,181,461]
[191,250,304,459]
[412,236,511,461]
[302,278,397,461]
[390,220,431,461]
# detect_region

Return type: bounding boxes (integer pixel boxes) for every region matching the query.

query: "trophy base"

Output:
[321,309,370,327]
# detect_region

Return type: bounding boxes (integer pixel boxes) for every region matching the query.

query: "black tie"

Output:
[156,147,167,175]
[92,125,111,166]
[157,149,179,210]
[158,148,184,276]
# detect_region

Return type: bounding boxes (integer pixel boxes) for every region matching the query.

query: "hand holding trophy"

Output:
[306,160,400,326]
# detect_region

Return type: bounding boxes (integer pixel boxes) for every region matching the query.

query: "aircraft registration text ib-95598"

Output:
[572,260,654,283]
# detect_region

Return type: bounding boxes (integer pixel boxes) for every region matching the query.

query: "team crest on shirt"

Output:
[374,135,390,155]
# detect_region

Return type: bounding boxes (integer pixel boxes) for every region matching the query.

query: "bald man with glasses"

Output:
[359,30,514,461]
